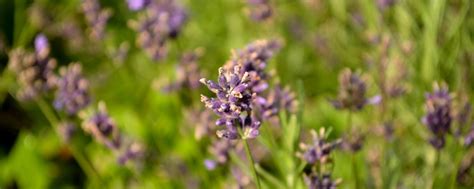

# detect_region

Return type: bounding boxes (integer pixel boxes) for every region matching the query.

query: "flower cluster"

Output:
[8,34,57,100]
[255,84,298,119]
[422,83,452,150]
[245,0,273,21]
[82,102,145,164]
[225,39,281,95]
[332,68,377,111]
[299,128,341,164]
[54,63,91,115]
[304,173,341,189]
[81,0,112,40]
[129,0,187,61]
[298,128,341,189]
[82,102,121,149]
[200,65,260,140]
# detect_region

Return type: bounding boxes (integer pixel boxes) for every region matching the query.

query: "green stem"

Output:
[347,110,359,189]
[36,98,101,183]
[352,153,360,189]
[450,143,462,189]
[428,150,440,189]
[243,139,262,189]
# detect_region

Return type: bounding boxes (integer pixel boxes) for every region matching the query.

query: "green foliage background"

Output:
[0,0,473,188]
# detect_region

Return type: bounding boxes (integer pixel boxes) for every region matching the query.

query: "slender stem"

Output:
[352,153,360,189]
[243,139,262,189]
[36,98,101,183]
[428,150,440,189]
[450,143,462,189]
[347,110,359,189]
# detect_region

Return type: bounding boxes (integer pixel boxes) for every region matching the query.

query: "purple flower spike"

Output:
[201,64,262,140]
[331,68,370,111]
[54,63,90,115]
[298,128,341,164]
[82,102,122,149]
[422,83,452,150]
[304,173,341,189]
[130,0,187,61]
[246,0,273,21]
[82,0,112,40]
[8,48,57,101]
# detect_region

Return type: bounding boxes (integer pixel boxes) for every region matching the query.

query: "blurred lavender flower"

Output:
[464,125,474,147]
[129,0,187,61]
[298,128,341,164]
[231,166,251,188]
[82,102,122,149]
[117,142,145,165]
[54,63,90,115]
[331,68,376,111]
[200,65,261,140]
[163,49,203,92]
[185,108,214,140]
[204,159,217,170]
[34,34,50,59]
[81,0,112,40]
[341,130,365,153]
[8,35,57,100]
[246,0,272,21]
[206,139,234,169]
[127,0,150,11]
[58,122,76,143]
[422,83,452,150]
[255,84,298,120]
[225,39,281,95]
[377,0,397,10]
[304,173,341,189]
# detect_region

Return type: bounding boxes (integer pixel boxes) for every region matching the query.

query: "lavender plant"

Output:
[129,0,187,61]
[298,128,342,189]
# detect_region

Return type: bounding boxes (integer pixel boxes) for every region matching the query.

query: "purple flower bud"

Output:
[127,0,150,11]
[204,159,217,170]
[34,34,50,60]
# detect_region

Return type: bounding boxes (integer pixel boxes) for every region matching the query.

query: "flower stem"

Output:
[243,138,262,189]
[347,110,360,189]
[352,153,360,189]
[36,98,100,183]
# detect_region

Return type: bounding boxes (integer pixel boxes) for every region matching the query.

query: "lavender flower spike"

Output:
[82,0,112,40]
[422,83,452,150]
[54,63,90,115]
[200,65,260,140]
[331,68,369,111]
[8,39,57,100]
[82,102,122,149]
[298,128,341,164]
